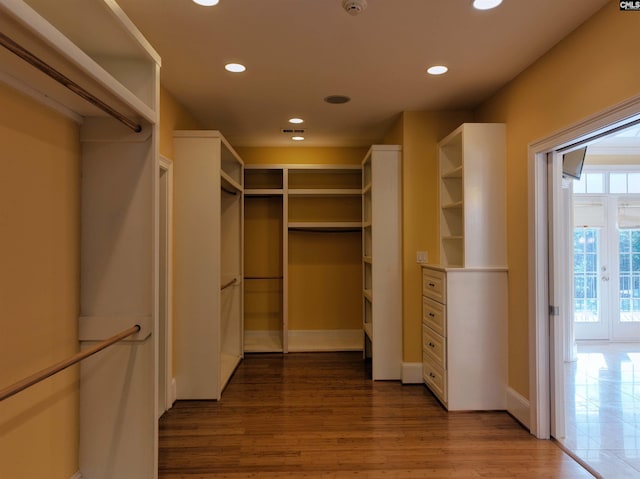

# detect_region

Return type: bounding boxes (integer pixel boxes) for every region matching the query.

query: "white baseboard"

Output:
[244,329,364,352]
[401,362,423,384]
[70,472,82,479]
[288,329,363,352]
[170,377,176,407]
[506,387,530,429]
[244,330,283,352]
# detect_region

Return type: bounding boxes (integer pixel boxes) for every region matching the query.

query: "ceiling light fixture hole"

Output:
[324,95,351,104]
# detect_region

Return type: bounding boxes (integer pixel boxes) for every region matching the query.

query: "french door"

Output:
[573,194,640,341]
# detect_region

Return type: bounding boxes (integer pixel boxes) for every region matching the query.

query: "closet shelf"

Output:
[244,189,283,196]
[363,322,373,341]
[288,188,361,197]
[441,166,463,179]
[362,183,372,194]
[0,0,159,124]
[442,201,464,210]
[288,222,362,231]
[221,171,243,193]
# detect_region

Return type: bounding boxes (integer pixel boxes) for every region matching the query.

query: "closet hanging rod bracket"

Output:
[0,31,143,133]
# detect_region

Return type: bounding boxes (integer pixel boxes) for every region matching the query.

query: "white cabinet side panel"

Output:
[370,147,402,380]
[174,137,222,399]
[445,270,508,410]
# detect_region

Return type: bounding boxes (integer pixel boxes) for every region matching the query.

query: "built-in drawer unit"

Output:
[421,265,508,411]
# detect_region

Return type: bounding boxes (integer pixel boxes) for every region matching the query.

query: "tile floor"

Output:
[561,342,640,478]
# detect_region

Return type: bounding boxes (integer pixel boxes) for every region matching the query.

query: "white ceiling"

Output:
[115,0,610,148]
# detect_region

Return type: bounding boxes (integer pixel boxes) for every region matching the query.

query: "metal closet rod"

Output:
[0,31,143,133]
[0,324,141,402]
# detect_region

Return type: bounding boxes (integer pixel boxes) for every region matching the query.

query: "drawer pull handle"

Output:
[429,372,436,379]
[428,282,436,287]
[428,342,435,348]
[428,312,435,318]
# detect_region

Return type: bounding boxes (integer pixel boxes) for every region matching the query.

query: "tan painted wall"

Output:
[474,0,640,398]
[159,85,203,159]
[383,111,474,363]
[0,83,80,478]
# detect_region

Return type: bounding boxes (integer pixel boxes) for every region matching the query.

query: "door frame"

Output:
[159,155,174,414]
[529,94,640,439]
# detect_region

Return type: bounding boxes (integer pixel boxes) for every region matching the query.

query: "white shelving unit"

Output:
[361,145,402,380]
[174,130,244,401]
[0,1,161,478]
[243,164,362,353]
[423,123,507,410]
[438,123,507,268]
[244,165,285,352]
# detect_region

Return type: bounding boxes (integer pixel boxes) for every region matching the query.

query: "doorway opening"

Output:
[530,96,640,477]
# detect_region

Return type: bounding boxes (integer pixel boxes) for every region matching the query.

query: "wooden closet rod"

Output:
[221,186,238,196]
[0,32,143,133]
[0,324,140,402]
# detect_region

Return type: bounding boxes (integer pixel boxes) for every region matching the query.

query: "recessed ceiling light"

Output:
[473,0,503,10]
[225,63,246,73]
[193,0,219,6]
[289,118,304,124]
[427,65,448,75]
[292,136,305,141]
[324,95,351,104]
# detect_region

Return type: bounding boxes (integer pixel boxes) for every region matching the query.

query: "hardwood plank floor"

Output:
[159,352,594,478]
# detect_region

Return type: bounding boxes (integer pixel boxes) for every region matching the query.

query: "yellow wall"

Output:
[474,0,640,398]
[159,85,202,159]
[384,111,474,363]
[0,83,80,478]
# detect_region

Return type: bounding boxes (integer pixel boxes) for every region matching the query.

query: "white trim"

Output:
[529,94,640,439]
[401,362,423,384]
[244,330,284,352]
[287,329,363,352]
[159,155,174,413]
[507,387,530,430]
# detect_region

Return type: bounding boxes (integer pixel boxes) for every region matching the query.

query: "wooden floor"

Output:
[159,352,594,478]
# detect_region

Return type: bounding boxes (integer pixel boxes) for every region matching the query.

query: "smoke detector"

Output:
[342,0,367,15]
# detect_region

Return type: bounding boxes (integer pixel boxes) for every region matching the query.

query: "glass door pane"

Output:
[613,229,640,339]
[574,228,608,339]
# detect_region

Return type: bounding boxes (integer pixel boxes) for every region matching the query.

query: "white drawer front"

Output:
[423,355,447,404]
[422,325,446,369]
[422,268,446,304]
[422,296,446,336]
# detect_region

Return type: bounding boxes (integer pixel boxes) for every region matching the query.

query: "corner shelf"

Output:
[438,123,506,268]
